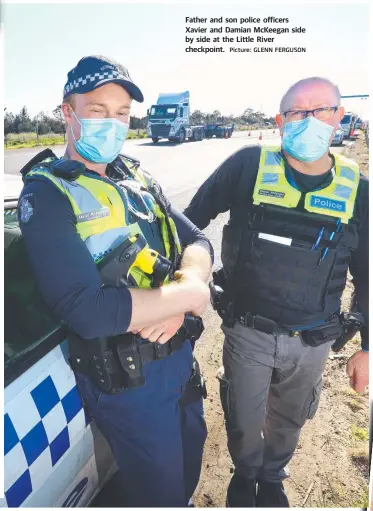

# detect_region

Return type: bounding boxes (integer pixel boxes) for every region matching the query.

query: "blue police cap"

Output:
[63,55,144,103]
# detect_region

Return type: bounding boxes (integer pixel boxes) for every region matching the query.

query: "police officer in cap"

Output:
[18,55,214,507]
[184,77,368,507]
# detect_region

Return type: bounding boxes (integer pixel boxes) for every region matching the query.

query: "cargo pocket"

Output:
[218,370,231,421]
[303,378,323,420]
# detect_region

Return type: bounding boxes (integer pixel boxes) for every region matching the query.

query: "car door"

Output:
[2,200,116,507]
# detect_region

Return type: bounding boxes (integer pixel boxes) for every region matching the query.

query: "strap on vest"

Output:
[111,156,180,271]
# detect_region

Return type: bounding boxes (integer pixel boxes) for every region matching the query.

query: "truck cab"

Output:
[147,91,204,143]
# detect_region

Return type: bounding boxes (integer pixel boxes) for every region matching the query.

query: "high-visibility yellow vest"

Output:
[26,155,181,288]
[253,146,360,223]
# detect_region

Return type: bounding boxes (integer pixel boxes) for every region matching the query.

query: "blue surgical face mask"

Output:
[281,116,334,162]
[70,109,129,164]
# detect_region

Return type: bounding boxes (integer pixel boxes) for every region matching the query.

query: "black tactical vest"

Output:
[221,148,361,329]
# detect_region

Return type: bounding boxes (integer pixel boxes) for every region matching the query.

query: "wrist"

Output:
[175,267,205,282]
[168,279,199,311]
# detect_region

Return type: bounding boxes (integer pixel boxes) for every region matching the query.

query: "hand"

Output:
[346,350,369,394]
[132,314,185,344]
[174,268,204,283]
[175,271,210,316]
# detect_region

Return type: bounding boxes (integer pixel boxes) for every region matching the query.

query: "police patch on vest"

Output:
[310,196,346,213]
[258,189,285,199]
[76,208,110,223]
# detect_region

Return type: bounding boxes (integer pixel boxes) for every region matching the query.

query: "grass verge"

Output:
[4,130,149,149]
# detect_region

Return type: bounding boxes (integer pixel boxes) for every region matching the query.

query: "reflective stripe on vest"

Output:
[252,146,360,224]
[26,160,179,288]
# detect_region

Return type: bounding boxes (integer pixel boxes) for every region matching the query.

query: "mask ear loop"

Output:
[69,107,82,142]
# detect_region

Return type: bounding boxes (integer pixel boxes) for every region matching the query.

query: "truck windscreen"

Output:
[150,106,178,119]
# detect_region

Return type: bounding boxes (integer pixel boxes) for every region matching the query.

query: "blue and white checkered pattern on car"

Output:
[3,348,90,508]
[64,70,121,95]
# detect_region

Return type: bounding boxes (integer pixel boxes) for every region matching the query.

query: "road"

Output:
[4,130,348,202]
[3,131,352,507]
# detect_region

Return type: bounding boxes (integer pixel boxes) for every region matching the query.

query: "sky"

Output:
[3,2,370,120]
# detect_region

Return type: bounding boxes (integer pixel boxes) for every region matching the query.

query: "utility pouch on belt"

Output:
[184,314,204,350]
[69,332,118,393]
[209,268,235,328]
[179,358,207,407]
[69,332,144,393]
[300,312,365,349]
[300,316,344,348]
[331,312,365,352]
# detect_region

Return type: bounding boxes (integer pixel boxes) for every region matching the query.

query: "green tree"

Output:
[4,111,16,135]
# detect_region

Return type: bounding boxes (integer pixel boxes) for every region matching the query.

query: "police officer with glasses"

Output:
[184,76,369,507]
[17,55,214,507]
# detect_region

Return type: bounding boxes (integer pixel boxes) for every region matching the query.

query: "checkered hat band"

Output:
[64,70,123,96]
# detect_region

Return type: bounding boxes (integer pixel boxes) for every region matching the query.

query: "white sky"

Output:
[3,2,370,119]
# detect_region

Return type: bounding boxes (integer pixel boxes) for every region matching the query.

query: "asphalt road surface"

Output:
[4,129,347,201]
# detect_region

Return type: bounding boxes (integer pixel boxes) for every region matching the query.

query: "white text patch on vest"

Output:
[77,208,110,223]
[258,189,285,199]
[310,196,346,212]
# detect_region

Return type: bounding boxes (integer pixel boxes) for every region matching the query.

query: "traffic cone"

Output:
[259,131,262,140]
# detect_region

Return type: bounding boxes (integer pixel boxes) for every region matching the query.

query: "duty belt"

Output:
[69,328,187,394]
[237,312,298,336]
[69,315,204,394]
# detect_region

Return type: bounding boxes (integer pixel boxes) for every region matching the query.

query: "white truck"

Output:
[147,91,205,143]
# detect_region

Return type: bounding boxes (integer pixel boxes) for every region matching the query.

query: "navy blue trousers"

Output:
[75,341,207,507]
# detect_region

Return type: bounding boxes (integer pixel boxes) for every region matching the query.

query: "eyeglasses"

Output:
[282,106,339,122]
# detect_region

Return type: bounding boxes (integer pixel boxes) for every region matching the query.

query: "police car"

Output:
[2,174,117,507]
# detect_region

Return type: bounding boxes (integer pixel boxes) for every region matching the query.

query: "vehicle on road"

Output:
[147,91,205,144]
[355,118,362,130]
[204,124,234,139]
[363,120,369,147]
[331,125,345,146]
[340,112,357,139]
[2,174,117,508]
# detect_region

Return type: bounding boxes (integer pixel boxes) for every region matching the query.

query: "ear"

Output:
[337,106,345,122]
[275,113,283,130]
[62,103,73,125]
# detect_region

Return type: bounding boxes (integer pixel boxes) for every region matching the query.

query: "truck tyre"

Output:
[152,137,160,143]
[178,129,185,144]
